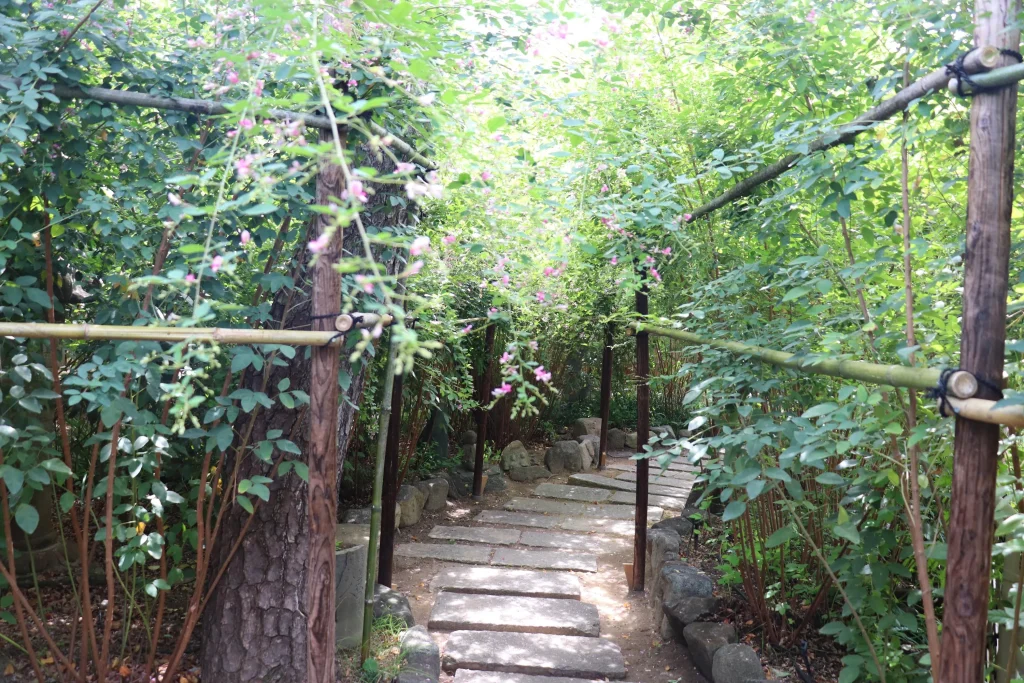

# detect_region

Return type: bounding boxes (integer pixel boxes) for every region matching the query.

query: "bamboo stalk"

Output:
[685,46,1001,222]
[48,84,437,170]
[0,317,392,346]
[950,60,1024,94]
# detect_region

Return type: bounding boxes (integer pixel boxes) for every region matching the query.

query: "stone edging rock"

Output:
[646,522,767,683]
[396,625,440,683]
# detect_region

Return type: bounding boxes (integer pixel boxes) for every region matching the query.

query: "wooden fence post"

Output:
[473,324,497,500]
[598,323,614,471]
[377,369,404,588]
[633,283,650,592]
[940,0,1020,678]
[306,128,345,683]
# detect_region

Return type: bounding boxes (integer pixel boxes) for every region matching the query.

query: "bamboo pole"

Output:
[0,315,392,346]
[949,60,1024,94]
[472,324,497,501]
[941,0,1020,676]
[633,281,650,593]
[49,84,437,170]
[598,323,614,471]
[685,47,1002,222]
[377,367,404,588]
[361,330,399,664]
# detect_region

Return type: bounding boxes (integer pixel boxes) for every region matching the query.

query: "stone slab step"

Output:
[455,672,604,683]
[476,511,648,537]
[533,483,612,503]
[609,490,689,510]
[429,526,522,545]
[442,630,626,679]
[475,510,560,529]
[431,567,581,600]
[616,470,695,488]
[568,473,690,500]
[492,547,598,572]
[429,592,600,636]
[396,543,494,564]
[519,530,631,554]
[506,497,664,521]
[606,460,697,473]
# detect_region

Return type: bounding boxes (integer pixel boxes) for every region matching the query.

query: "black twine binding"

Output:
[927,367,1004,417]
[946,47,1024,97]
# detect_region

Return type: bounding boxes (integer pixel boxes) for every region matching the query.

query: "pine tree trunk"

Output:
[200,147,410,682]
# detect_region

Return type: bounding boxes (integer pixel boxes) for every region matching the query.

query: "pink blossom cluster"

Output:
[405,171,443,201]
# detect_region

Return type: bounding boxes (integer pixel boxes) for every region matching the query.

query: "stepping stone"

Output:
[533,483,612,503]
[520,530,630,554]
[492,548,598,572]
[506,497,663,520]
[429,593,600,636]
[429,526,521,545]
[609,491,689,510]
[558,517,642,537]
[455,672,605,683]
[616,470,695,487]
[396,543,494,564]
[475,510,559,529]
[431,567,581,600]
[442,630,626,679]
[568,473,690,500]
[607,460,696,473]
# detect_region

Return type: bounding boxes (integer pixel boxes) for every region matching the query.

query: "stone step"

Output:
[568,473,690,500]
[429,526,522,545]
[429,592,600,636]
[609,490,690,510]
[519,530,631,554]
[492,547,598,572]
[442,630,626,679]
[533,483,612,503]
[606,460,697,473]
[476,511,647,537]
[505,497,664,521]
[475,510,560,529]
[431,567,581,600]
[454,672,605,683]
[396,543,494,564]
[616,470,695,488]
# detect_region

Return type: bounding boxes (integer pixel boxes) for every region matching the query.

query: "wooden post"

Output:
[598,323,614,470]
[472,324,497,500]
[940,0,1020,679]
[377,369,404,588]
[633,282,650,592]
[306,128,345,683]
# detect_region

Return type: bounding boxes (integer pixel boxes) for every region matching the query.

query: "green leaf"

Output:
[15,504,38,534]
[60,491,76,513]
[832,523,861,545]
[765,525,798,548]
[486,116,506,132]
[815,472,846,486]
[39,458,72,476]
[722,500,746,522]
[801,402,839,419]
[241,203,277,216]
[237,495,254,514]
[0,467,24,496]
[838,665,861,683]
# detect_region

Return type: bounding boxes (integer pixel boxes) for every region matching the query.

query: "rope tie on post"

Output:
[927,367,1003,417]
[947,47,1023,96]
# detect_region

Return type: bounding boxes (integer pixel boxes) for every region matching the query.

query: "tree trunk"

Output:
[200,146,411,683]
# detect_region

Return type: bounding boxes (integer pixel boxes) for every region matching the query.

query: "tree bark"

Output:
[200,145,411,683]
[940,0,1020,679]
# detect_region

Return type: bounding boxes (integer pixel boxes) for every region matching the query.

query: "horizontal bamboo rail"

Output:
[0,313,393,347]
[635,323,1024,429]
[686,46,1004,222]
[49,84,437,171]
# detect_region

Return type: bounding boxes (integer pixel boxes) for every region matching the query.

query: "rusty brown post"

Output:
[377,369,404,588]
[598,323,614,470]
[473,324,497,500]
[633,282,650,592]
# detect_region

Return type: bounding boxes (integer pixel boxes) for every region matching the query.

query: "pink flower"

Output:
[254,80,264,97]
[240,230,251,245]
[355,275,374,294]
[806,9,818,22]
[407,260,424,276]
[240,118,254,130]
[500,352,514,364]
[651,268,662,282]
[544,267,555,277]
[211,255,224,273]
[235,156,252,178]
[481,171,493,182]
[347,79,358,87]
[611,256,618,265]
[662,247,671,255]
[59,29,70,39]
[185,273,196,284]
[601,184,609,193]
[646,255,654,264]
[308,233,330,253]
[534,366,552,383]
[596,37,610,49]
[396,162,415,174]
[683,213,693,222]
[443,234,457,245]
[492,383,513,397]
[167,192,182,206]
[410,236,430,256]
[536,291,546,302]
[227,71,239,85]
[344,180,369,203]
[489,307,498,314]
[529,341,538,350]
[501,275,510,286]
[461,324,473,334]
